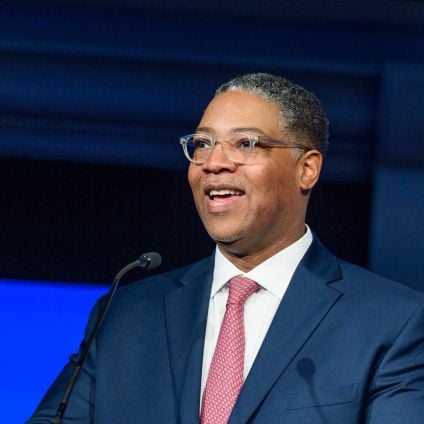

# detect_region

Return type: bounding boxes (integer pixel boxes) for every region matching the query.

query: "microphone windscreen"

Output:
[139,252,162,270]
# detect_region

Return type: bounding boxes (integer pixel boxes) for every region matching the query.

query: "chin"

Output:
[206,227,244,245]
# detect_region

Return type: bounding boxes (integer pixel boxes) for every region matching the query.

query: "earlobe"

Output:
[299,150,322,191]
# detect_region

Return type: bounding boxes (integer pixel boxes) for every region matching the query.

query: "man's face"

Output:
[188,90,316,259]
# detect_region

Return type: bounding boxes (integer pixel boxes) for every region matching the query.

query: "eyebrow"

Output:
[195,126,266,135]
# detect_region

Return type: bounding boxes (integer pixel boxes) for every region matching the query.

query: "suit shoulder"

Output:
[307,236,424,306]
[337,259,424,309]
[116,255,212,299]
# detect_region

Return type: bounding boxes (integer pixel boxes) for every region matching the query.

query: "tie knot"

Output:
[227,275,260,305]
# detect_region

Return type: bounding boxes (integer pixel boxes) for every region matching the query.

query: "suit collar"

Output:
[165,255,214,423]
[230,236,344,423]
[300,234,343,284]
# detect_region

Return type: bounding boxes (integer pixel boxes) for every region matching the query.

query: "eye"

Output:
[192,135,212,149]
[235,137,254,149]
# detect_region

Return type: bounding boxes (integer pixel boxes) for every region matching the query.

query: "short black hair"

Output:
[216,73,329,154]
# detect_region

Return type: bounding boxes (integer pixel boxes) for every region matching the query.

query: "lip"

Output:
[203,182,245,196]
[204,188,245,214]
[200,179,246,213]
[206,193,244,213]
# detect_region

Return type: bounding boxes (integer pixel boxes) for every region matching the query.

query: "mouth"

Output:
[202,184,246,213]
[207,188,244,200]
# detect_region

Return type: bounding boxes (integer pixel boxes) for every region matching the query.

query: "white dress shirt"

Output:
[200,226,313,400]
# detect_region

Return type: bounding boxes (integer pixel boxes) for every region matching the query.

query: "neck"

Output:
[217,225,307,272]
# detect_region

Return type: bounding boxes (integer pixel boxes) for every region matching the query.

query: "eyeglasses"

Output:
[179,132,309,164]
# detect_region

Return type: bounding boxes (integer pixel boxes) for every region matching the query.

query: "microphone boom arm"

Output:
[50,252,161,424]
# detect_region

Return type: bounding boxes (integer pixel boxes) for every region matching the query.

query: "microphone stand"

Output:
[50,252,161,424]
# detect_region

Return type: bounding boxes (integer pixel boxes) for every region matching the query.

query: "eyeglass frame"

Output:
[179,131,310,164]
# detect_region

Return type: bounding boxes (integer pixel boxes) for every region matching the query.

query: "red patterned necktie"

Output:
[200,276,260,424]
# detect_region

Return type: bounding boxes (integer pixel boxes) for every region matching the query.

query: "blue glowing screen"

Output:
[0,279,106,423]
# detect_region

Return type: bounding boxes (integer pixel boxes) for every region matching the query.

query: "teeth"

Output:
[209,189,243,197]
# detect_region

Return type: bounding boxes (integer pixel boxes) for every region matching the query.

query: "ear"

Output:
[297,150,322,192]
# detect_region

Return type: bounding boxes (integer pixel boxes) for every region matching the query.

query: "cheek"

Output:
[187,168,206,216]
[187,166,200,193]
[246,165,287,198]
[247,167,296,211]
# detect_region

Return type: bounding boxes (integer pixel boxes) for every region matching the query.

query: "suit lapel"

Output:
[230,239,344,423]
[164,257,214,424]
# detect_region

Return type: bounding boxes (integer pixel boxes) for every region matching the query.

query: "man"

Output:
[28,73,424,423]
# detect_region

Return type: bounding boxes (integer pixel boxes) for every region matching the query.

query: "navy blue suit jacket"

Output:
[28,238,424,423]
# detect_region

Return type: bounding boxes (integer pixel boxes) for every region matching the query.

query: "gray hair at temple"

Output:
[215,73,329,155]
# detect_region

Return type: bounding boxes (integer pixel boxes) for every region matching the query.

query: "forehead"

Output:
[198,91,285,136]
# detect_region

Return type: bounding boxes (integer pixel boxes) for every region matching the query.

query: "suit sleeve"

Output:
[25,296,104,424]
[366,299,424,423]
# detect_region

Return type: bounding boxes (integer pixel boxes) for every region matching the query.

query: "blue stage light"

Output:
[0,279,106,424]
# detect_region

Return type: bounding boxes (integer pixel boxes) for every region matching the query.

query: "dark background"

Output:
[0,1,423,289]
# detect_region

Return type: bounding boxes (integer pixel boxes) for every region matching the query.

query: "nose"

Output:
[202,142,237,173]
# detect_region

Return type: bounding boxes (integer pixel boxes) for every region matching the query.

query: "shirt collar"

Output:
[211,225,313,299]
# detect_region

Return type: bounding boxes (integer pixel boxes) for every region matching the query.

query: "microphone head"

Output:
[138,251,162,270]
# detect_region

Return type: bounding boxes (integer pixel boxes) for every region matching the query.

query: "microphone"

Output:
[112,251,161,283]
[51,252,162,424]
